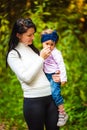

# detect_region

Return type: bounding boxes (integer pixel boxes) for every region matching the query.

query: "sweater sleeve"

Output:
[7,50,44,84]
[52,49,67,82]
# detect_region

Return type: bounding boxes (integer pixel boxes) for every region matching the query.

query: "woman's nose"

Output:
[31,34,34,39]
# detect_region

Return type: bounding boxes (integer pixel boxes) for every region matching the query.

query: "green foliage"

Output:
[0,0,87,129]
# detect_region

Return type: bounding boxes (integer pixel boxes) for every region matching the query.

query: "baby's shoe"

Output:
[57,112,68,127]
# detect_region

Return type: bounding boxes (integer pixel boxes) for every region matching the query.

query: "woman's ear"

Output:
[16,33,20,38]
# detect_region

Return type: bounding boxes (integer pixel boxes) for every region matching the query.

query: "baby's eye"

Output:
[46,43,49,45]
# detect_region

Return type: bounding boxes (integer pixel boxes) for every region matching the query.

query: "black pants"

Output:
[23,95,59,130]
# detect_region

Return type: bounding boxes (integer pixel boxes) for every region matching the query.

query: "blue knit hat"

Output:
[41,30,59,43]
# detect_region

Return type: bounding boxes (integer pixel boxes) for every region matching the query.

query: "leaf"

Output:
[80,90,87,102]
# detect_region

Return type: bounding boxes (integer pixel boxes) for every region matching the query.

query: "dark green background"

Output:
[0,0,87,129]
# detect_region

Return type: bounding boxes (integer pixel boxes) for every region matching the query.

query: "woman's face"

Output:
[17,28,35,45]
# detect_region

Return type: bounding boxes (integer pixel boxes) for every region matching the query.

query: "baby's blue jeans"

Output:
[45,73,64,106]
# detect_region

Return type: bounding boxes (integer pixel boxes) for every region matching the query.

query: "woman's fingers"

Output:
[40,47,51,59]
[55,70,60,74]
[52,73,60,82]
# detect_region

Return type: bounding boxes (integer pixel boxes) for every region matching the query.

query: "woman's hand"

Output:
[52,70,61,82]
[52,70,67,86]
[40,47,51,59]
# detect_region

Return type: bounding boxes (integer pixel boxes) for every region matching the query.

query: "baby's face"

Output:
[42,40,55,51]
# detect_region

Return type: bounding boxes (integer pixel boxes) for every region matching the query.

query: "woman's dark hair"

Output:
[6,18,39,67]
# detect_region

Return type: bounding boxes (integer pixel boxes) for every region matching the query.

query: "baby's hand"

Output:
[61,81,67,86]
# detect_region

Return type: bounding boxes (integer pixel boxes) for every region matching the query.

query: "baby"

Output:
[41,29,68,126]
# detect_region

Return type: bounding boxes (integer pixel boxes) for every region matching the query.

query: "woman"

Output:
[6,18,60,130]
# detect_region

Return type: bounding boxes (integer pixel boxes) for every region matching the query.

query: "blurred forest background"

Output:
[0,0,87,129]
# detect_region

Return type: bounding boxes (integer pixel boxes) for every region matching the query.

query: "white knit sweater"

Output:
[7,42,51,98]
